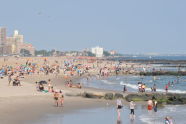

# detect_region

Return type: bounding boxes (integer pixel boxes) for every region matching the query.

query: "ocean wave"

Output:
[149,80,153,83]
[139,115,162,124]
[116,77,120,80]
[165,106,177,112]
[120,81,186,94]
[120,81,138,90]
[101,80,116,85]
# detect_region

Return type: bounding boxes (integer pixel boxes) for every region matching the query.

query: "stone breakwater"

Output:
[139,71,186,76]
[125,93,186,105]
[65,89,186,105]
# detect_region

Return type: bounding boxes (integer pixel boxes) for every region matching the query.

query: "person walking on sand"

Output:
[129,101,136,120]
[8,73,12,86]
[59,90,64,107]
[48,79,52,92]
[116,98,123,120]
[54,91,59,107]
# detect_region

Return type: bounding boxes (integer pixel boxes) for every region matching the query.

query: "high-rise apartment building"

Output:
[91,46,104,57]
[0,27,7,43]
[0,27,35,56]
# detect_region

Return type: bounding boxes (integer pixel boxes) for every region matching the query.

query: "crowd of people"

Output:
[0,57,178,123]
[65,80,82,89]
[138,82,147,92]
[165,80,178,93]
[53,90,64,107]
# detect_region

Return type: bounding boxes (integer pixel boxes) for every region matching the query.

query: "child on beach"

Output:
[165,116,174,124]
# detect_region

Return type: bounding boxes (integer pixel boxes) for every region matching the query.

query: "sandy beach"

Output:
[0,95,113,124]
[0,56,185,124]
[0,66,117,124]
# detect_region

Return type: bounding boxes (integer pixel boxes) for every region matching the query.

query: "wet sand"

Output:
[33,103,186,124]
[0,95,113,124]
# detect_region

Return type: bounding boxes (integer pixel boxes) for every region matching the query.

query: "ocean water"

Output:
[81,75,186,93]
[114,55,186,61]
[33,104,186,124]
[32,75,186,124]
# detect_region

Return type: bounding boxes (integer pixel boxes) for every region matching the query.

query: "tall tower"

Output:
[0,27,7,43]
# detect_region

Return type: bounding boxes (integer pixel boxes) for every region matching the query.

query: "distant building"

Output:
[64,51,85,56]
[0,27,35,56]
[0,27,6,43]
[110,50,117,55]
[91,46,104,57]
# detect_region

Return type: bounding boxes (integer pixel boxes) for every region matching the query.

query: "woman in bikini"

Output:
[116,98,123,120]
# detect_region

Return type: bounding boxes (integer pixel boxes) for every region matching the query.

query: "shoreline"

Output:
[0,95,115,124]
[0,74,118,124]
[0,56,185,123]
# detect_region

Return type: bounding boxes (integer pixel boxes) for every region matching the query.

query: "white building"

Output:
[91,46,104,57]
[13,30,24,43]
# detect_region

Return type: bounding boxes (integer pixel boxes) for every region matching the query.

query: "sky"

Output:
[0,0,186,54]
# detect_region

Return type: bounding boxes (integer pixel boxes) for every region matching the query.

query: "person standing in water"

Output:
[129,101,136,120]
[165,84,169,93]
[165,116,174,124]
[123,85,127,93]
[147,99,153,111]
[153,84,156,92]
[153,100,158,112]
[116,98,123,120]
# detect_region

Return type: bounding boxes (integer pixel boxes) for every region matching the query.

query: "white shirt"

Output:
[130,102,135,109]
[117,99,122,106]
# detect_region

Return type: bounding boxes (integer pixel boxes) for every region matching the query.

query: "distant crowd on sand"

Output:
[0,57,176,123]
